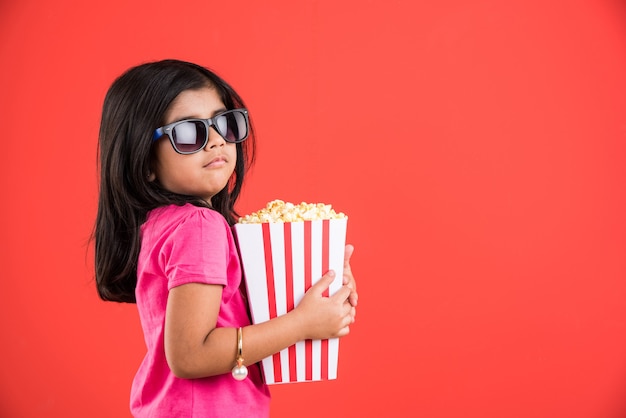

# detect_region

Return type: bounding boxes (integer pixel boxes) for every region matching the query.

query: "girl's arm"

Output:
[164,245,358,379]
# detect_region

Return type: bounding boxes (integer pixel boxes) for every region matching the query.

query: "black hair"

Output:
[94,59,255,303]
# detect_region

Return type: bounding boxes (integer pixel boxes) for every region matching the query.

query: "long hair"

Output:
[95,59,255,303]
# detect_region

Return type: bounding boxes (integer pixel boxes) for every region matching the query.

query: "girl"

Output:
[94,59,358,417]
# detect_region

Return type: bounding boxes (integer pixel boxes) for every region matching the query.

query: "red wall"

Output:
[1,0,625,417]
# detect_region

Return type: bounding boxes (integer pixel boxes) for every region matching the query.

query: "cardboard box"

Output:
[234,218,347,384]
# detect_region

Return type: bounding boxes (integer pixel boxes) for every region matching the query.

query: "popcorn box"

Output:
[234,204,347,384]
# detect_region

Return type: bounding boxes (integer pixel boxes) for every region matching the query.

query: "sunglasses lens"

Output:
[216,111,248,143]
[172,121,207,153]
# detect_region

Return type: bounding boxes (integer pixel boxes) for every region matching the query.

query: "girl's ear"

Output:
[147,171,156,182]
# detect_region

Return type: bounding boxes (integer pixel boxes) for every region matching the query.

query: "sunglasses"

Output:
[152,109,249,154]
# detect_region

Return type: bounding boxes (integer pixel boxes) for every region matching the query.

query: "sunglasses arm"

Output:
[153,127,165,141]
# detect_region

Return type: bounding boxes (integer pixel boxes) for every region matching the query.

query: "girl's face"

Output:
[150,86,237,203]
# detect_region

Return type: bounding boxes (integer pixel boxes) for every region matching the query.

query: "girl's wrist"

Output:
[281,309,307,342]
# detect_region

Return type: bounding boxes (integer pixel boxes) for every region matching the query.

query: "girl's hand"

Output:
[293,270,355,341]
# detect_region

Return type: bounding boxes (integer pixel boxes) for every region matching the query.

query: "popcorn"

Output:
[238,200,347,224]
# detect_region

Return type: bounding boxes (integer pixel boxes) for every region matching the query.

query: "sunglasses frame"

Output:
[152,108,249,155]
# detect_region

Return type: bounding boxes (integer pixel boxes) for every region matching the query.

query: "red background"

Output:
[1,0,625,417]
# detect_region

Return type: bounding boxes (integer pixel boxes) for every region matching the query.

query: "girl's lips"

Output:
[204,157,227,168]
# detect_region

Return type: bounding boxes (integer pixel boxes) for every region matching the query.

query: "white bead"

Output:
[232,364,248,381]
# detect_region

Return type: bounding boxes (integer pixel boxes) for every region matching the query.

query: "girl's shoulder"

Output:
[147,203,228,229]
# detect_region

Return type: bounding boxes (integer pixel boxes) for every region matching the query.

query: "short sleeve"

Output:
[161,208,230,290]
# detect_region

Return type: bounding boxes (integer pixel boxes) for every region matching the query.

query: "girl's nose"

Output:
[205,127,225,149]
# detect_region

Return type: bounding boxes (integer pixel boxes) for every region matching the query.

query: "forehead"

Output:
[164,86,225,123]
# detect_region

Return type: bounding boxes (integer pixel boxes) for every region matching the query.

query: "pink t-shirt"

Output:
[131,204,271,417]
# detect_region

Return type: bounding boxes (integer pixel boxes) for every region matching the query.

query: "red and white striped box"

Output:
[234,218,347,384]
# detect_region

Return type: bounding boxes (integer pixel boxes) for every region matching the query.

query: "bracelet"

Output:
[231,327,248,381]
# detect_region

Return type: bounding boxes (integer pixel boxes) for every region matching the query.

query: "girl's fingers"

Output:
[308,270,335,295]
[331,284,352,303]
[343,244,354,270]
[342,245,358,307]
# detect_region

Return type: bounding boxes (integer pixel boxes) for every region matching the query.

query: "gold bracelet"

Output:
[231,327,248,381]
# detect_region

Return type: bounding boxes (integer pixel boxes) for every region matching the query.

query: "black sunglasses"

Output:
[152,109,249,154]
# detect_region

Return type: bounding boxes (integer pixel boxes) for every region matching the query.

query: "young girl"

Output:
[94,59,358,417]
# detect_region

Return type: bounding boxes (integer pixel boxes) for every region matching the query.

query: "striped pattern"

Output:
[234,218,347,384]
